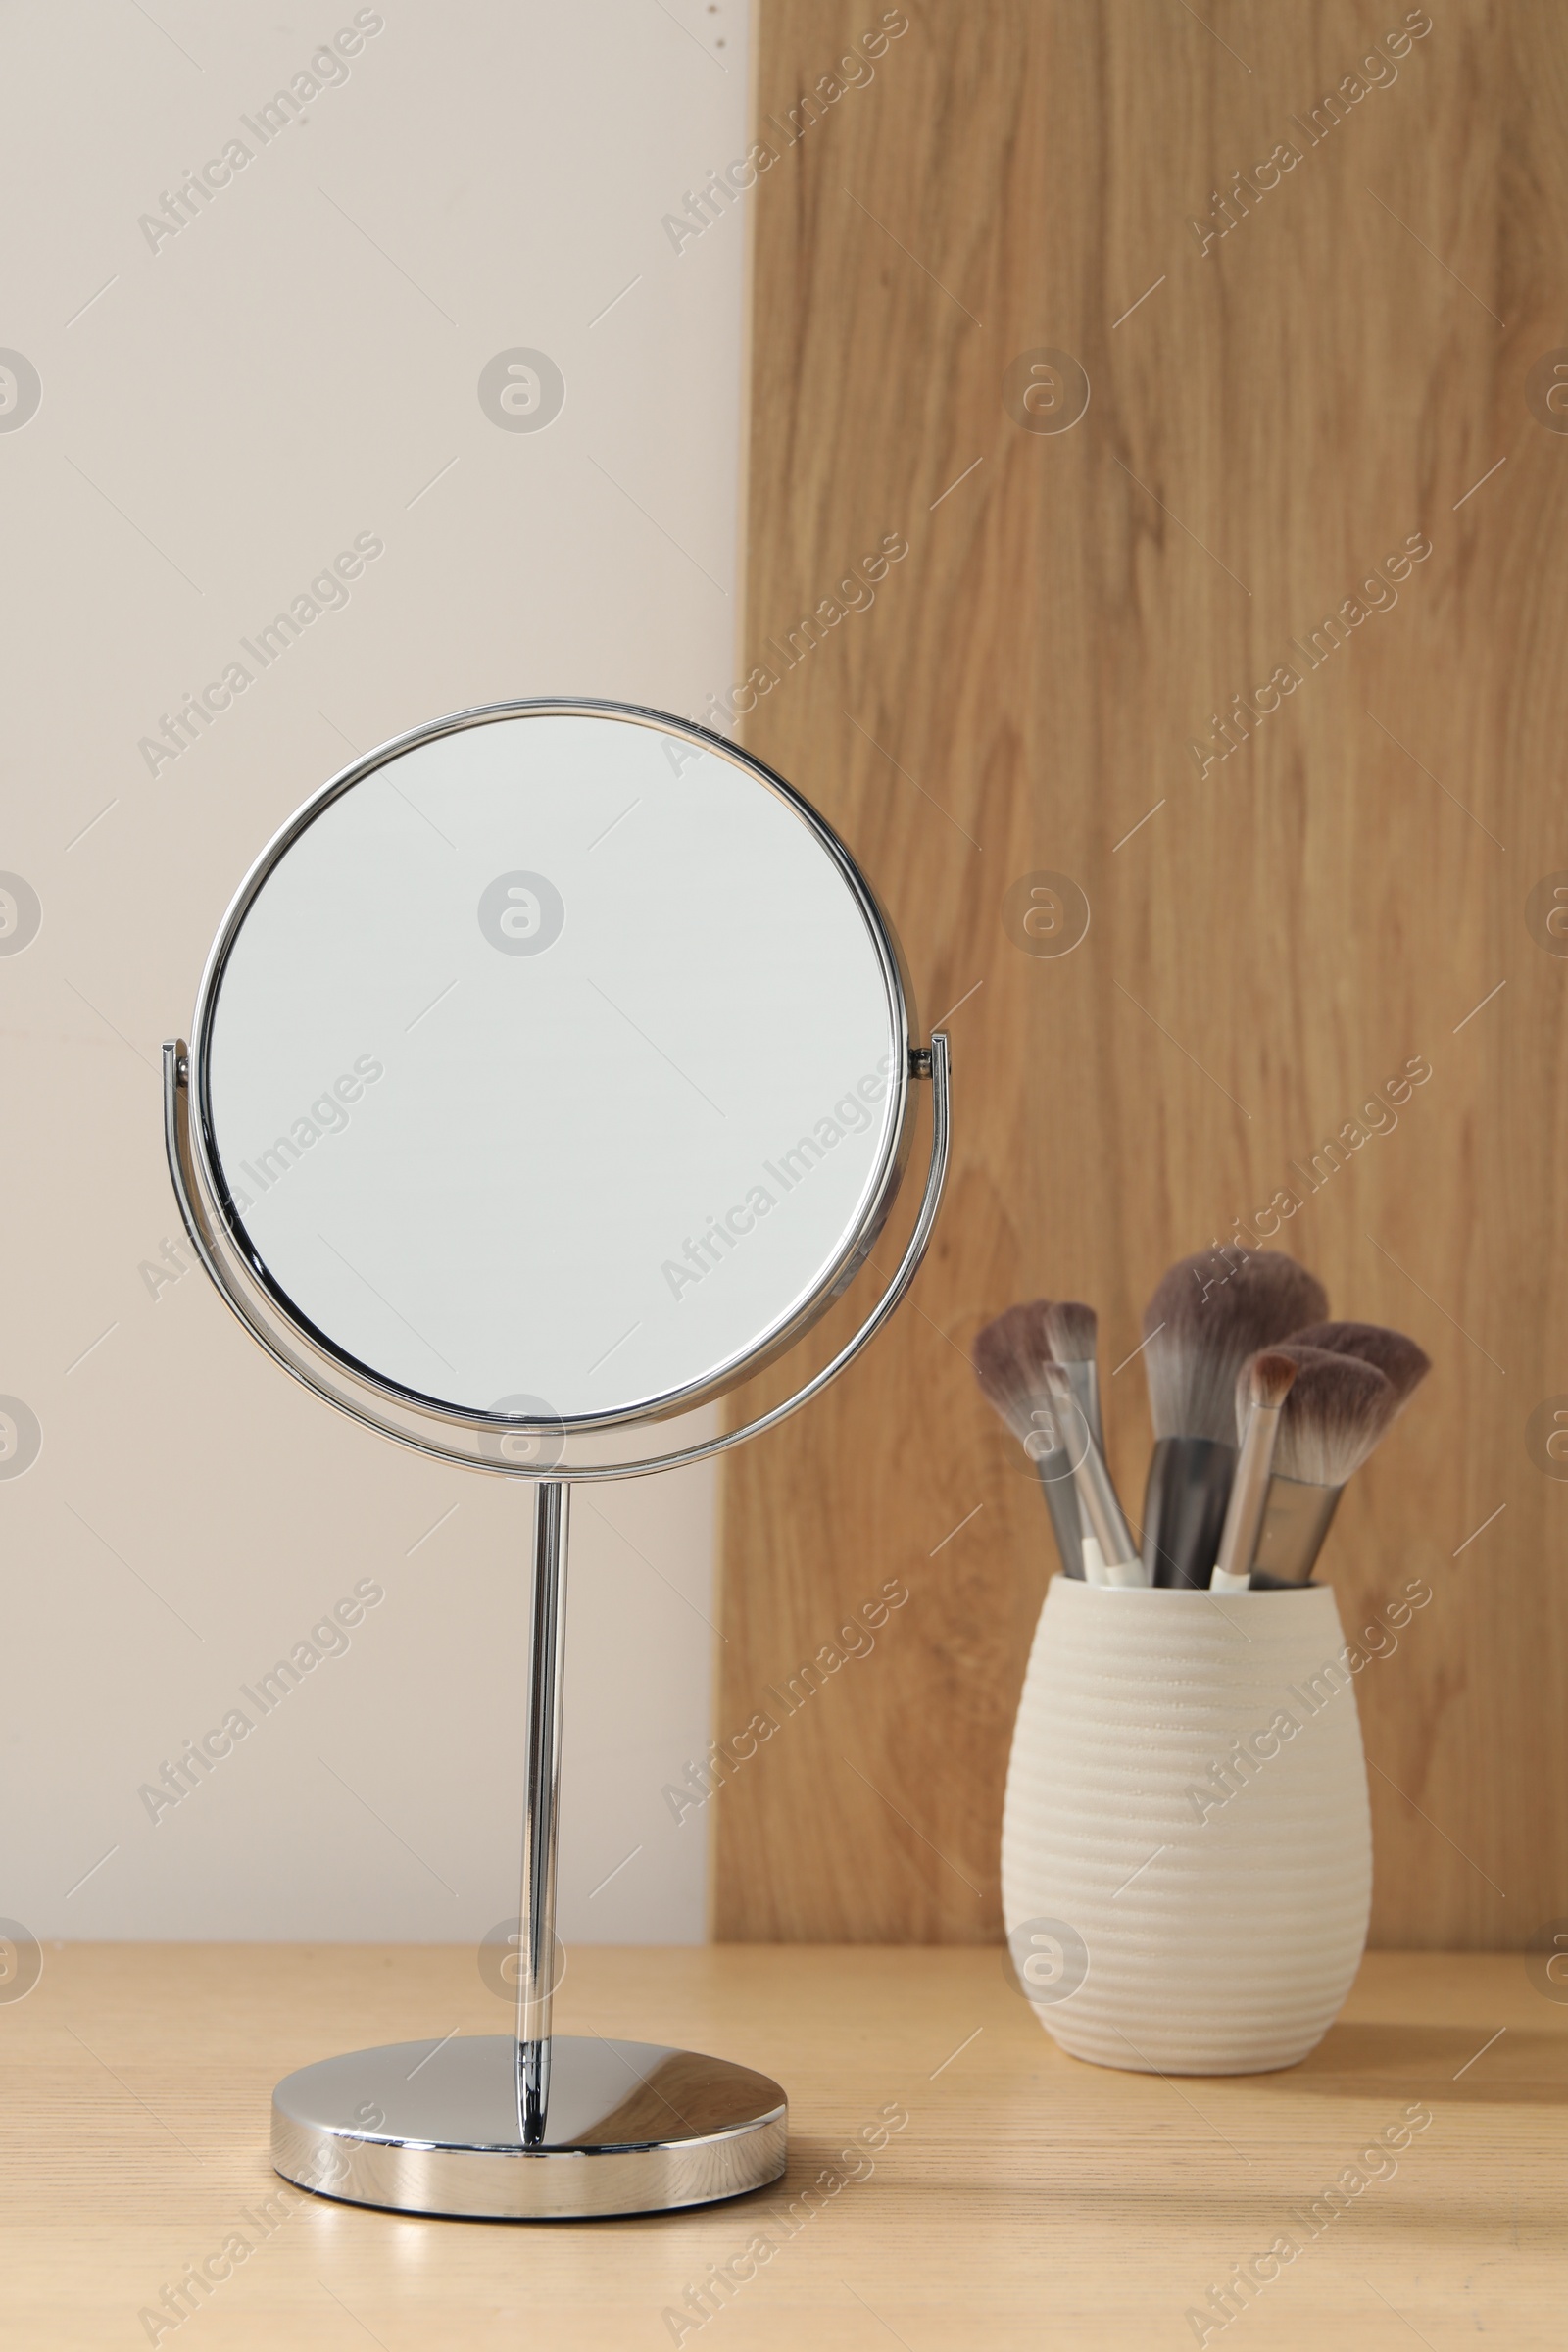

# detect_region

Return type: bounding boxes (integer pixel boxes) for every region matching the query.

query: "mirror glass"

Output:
[200,706,910,1430]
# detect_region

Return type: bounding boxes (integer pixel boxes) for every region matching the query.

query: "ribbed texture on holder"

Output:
[1001,1577,1372,2075]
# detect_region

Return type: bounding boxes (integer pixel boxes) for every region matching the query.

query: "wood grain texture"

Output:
[3,1943,1562,2346]
[714,0,1568,1944]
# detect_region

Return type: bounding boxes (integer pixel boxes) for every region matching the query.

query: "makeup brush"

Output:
[1043,1363,1145,1586]
[1250,1343,1397,1584]
[1209,1351,1298,1593]
[972,1302,1084,1579]
[1286,1321,1431,1417]
[1043,1300,1103,1451]
[1141,1249,1329,1589]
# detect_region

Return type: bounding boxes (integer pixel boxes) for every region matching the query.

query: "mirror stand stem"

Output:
[515,1478,570,2146]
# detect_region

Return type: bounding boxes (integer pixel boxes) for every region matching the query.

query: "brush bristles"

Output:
[1272,1343,1396,1485]
[1288,1320,1431,1409]
[1142,1249,1330,1444]
[1240,1349,1298,1422]
[972,1300,1057,1446]
[1043,1299,1098,1364]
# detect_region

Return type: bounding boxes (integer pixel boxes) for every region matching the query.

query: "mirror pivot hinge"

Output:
[908,1046,933,1080]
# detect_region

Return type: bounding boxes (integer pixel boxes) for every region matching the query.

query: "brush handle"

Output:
[1142,1420,1241,1590]
[1251,1476,1342,1584]
[1085,1535,1145,1589]
[1043,1368,1141,1577]
[1142,1436,1237,1588]
[1034,1453,1085,1579]
[1063,1360,1103,1454]
[1067,1430,1141,1574]
[1213,1401,1284,1585]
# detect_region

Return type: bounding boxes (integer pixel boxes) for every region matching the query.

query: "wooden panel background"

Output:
[713,0,1568,1947]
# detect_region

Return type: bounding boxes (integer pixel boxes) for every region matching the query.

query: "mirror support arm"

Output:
[516,1480,570,2142]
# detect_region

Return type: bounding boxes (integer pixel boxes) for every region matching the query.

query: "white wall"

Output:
[0,0,751,1944]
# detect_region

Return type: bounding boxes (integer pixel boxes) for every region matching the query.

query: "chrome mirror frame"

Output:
[165,700,952,1481]
[172,701,938,1453]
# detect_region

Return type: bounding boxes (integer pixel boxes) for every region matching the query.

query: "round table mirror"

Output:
[164,698,951,2218]
[195,701,914,1442]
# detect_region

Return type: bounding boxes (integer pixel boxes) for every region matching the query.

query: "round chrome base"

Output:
[271,2034,788,2220]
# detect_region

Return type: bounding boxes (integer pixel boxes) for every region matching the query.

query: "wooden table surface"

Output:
[3,1944,1562,2348]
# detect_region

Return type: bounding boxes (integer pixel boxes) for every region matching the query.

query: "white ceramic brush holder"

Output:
[1002,1577,1371,2075]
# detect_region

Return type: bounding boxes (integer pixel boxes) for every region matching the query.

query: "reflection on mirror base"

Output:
[272,2032,787,2219]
